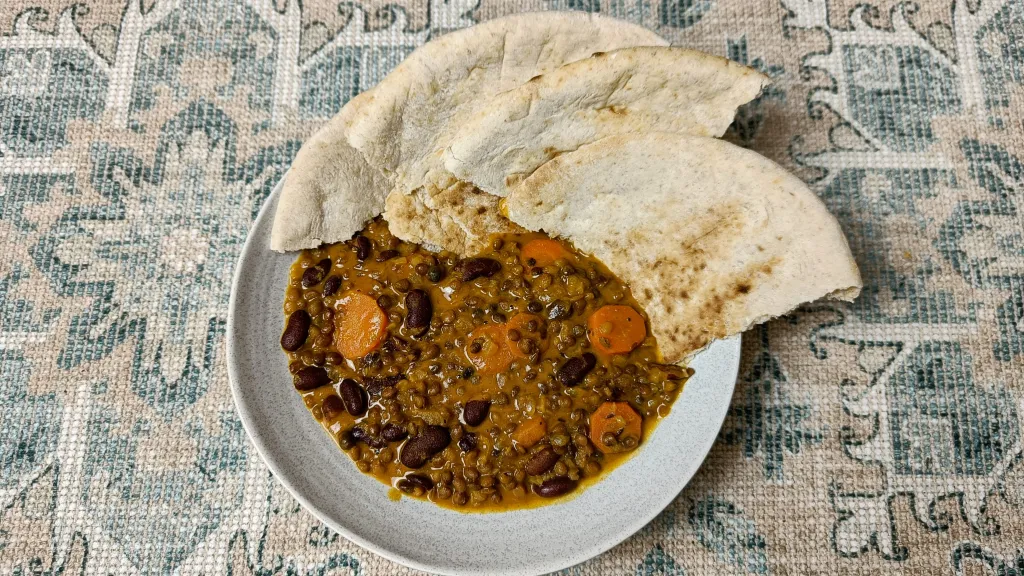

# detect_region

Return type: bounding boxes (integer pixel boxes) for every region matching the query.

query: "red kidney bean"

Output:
[525,447,561,475]
[378,249,400,261]
[381,423,408,442]
[458,432,477,452]
[456,258,501,281]
[404,289,432,333]
[351,426,386,449]
[301,268,321,289]
[281,310,311,351]
[401,473,434,491]
[555,353,597,387]
[400,426,451,468]
[294,366,330,391]
[365,374,403,395]
[534,476,577,497]
[354,235,372,260]
[322,275,342,297]
[321,395,345,419]
[301,258,331,288]
[462,400,490,427]
[339,378,367,416]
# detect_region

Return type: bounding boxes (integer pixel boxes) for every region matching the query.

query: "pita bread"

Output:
[270,92,387,251]
[383,184,525,255]
[344,12,667,197]
[445,47,770,197]
[272,12,665,251]
[502,132,862,363]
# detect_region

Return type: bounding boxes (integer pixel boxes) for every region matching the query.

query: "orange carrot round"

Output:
[589,402,642,454]
[334,291,388,359]
[465,324,514,375]
[520,238,569,268]
[587,305,646,355]
[512,416,547,448]
[505,313,547,358]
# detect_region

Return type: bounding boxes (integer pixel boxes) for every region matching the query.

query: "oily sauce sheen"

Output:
[282,218,691,511]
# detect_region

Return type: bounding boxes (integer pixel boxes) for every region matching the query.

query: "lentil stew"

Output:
[281,218,691,511]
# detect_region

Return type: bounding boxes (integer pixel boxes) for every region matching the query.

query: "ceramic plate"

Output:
[227,178,741,576]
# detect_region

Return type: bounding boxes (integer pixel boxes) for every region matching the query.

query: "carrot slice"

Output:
[587,305,646,355]
[465,324,514,375]
[589,402,643,454]
[520,238,569,268]
[512,416,547,448]
[505,313,547,358]
[334,291,388,358]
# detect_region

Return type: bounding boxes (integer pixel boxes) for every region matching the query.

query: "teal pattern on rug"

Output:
[0,0,1021,574]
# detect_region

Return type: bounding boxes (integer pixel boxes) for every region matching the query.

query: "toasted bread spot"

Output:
[542,147,564,160]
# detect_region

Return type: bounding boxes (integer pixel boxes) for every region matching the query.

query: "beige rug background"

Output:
[1,0,1022,574]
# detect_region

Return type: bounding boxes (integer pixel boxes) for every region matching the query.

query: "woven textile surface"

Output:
[1,0,1023,574]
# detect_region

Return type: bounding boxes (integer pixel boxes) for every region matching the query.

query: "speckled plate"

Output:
[227,178,741,576]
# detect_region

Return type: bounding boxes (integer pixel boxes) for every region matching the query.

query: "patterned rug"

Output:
[1,0,1022,574]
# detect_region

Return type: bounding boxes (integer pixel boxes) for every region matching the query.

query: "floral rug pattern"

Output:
[0,0,1022,574]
